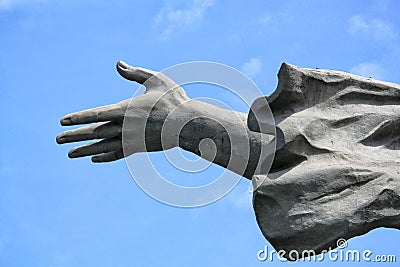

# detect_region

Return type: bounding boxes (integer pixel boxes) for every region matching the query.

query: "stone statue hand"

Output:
[56,61,190,162]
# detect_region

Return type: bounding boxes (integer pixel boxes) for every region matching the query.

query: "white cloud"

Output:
[241,58,262,78]
[0,0,46,10]
[154,0,215,39]
[350,62,385,80]
[0,0,14,9]
[348,15,398,41]
[258,14,271,25]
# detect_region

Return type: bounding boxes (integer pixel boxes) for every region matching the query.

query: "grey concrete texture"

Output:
[57,61,271,178]
[249,63,400,259]
[57,61,399,260]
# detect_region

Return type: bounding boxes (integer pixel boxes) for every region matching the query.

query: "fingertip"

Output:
[60,116,72,126]
[56,135,65,144]
[116,62,128,78]
[116,60,130,72]
[116,61,150,84]
[91,156,102,163]
[68,149,78,158]
[117,60,128,68]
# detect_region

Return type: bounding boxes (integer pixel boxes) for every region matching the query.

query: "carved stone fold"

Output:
[248,63,400,259]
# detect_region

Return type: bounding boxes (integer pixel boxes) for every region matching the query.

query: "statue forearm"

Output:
[177,99,269,179]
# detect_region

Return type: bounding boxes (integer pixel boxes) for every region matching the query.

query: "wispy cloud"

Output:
[348,15,398,41]
[0,0,17,9]
[241,58,262,78]
[0,0,46,10]
[258,14,271,25]
[350,62,385,80]
[154,0,215,39]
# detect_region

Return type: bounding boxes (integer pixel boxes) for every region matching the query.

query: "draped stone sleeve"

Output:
[247,62,400,259]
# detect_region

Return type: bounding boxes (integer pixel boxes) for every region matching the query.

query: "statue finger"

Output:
[60,104,124,126]
[68,137,122,158]
[116,60,157,85]
[56,121,121,144]
[91,150,124,163]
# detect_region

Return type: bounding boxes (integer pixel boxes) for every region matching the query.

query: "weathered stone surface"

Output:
[57,61,400,260]
[249,63,400,259]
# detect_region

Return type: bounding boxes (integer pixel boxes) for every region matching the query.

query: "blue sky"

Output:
[1,0,399,266]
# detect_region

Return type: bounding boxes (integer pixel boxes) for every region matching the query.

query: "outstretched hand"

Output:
[56,61,189,163]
